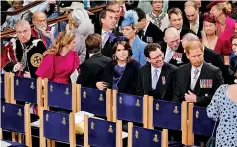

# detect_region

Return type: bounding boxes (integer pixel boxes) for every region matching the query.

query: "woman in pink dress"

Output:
[36,30,80,84]
[207,0,236,65]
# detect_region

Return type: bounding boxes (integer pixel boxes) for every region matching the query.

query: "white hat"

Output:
[72,8,90,24]
[61,2,94,15]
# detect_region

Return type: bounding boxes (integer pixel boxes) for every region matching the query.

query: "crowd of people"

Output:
[1,0,237,146]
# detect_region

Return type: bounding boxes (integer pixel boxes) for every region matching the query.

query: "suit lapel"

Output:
[143,64,152,92]
[184,64,192,92]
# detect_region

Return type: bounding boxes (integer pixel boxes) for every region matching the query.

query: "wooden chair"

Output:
[39,107,76,147]
[112,90,148,127]
[84,114,123,147]
[148,97,188,146]
[127,122,168,147]
[10,74,43,113]
[43,79,77,112]
[0,102,32,147]
[1,72,11,102]
[187,103,215,146]
[77,85,113,121]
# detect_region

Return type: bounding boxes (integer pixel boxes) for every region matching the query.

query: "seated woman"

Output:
[121,10,147,65]
[96,36,141,95]
[36,30,80,84]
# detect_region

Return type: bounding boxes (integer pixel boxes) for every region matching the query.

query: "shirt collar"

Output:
[102,29,112,35]
[151,11,162,17]
[191,63,203,72]
[151,64,162,74]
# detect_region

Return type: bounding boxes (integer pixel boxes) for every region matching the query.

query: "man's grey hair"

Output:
[182,33,199,42]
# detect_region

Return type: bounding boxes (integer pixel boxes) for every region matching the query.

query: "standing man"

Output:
[167,8,195,39]
[184,1,203,38]
[96,9,121,57]
[173,40,224,107]
[1,20,46,78]
[134,8,163,43]
[137,43,177,101]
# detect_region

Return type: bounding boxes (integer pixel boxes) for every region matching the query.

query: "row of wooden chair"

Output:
[1,73,215,147]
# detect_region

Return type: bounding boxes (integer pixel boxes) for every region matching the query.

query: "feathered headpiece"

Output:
[121,10,139,27]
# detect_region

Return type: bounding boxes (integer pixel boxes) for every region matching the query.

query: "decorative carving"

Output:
[30,82,35,89]
[99,94,104,101]
[173,106,179,114]
[153,134,159,142]
[108,125,113,133]
[83,91,86,98]
[195,110,199,118]
[91,121,94,129]
[135,130,139,138]
[135,99,140,107]
[62,117,66,125]
[17,109,22,116]
[156,103,160,111]
[65,88,69,95]
[50,85,53,92]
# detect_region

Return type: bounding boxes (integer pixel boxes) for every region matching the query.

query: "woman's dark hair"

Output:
[111,36,133,64]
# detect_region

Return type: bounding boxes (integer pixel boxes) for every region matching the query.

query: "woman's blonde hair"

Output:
[215,2,232,15]
[43,28,75,56]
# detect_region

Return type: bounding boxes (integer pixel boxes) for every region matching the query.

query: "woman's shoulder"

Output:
[127,60,141,68]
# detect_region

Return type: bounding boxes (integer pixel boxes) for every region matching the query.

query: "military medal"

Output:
[162,76,166,85]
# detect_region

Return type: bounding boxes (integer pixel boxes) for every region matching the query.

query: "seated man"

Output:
[77,34,111,88]
[1,20,46,79]
[137,43,177,101]
[173,40,224,107]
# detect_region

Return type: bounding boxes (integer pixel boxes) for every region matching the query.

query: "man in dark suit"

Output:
[134,8,163,43]
[95,9,122,58]
[182,33,224,71]
[77,34,111,88]
[173,40,224,107]
[167,7,195,39]
[183,1,204,38]
[137,43,177,101]
[159,27,189,67]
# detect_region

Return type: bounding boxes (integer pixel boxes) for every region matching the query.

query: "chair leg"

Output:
[47,139,51,147]
[12,132,17,142]
[18,133,22,143]
[52,140,55,147]
[0,128,3,140]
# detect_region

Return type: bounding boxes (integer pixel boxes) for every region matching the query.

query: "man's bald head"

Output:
[164,27,180,50]
[165,27,180,38]
[16,20,31,43]
[182,33,200,49]
[32,11,47,31]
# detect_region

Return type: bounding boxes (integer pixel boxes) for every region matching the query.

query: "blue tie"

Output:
[152,69,159,89]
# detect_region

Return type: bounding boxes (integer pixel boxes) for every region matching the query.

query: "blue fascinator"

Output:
[121,10,139,27]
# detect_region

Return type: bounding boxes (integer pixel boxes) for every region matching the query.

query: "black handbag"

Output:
[206,121,218,147]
